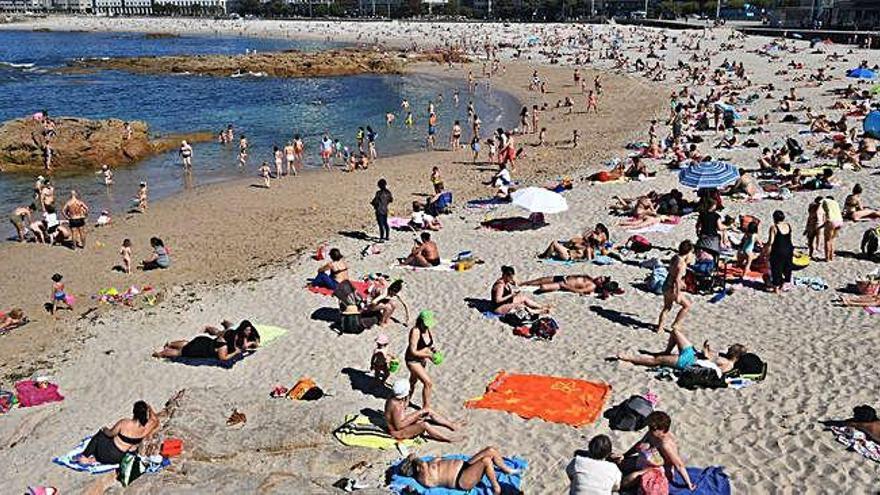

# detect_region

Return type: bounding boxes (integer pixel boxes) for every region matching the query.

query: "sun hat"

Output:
[392,379,411,398]
[375,333,390,345]
[417,310,436,328]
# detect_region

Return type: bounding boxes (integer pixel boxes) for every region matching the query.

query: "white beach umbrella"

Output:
[511,187,568,214]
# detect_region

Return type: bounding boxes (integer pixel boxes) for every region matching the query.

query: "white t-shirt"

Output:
[566,455,622,495]
[410,211,434,226]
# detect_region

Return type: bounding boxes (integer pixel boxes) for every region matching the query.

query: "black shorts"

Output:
[429,258,441,266]
[69,218,85,228]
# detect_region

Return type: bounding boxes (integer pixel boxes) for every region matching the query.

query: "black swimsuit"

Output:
[405,329,433,364]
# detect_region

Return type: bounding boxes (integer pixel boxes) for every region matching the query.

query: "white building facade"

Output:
[152,0,228,15]
[93,0,152,15]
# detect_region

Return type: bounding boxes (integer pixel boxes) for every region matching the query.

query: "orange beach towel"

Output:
[465,371,611,427]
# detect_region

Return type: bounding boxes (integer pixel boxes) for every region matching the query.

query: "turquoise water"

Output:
[0,30,519,217]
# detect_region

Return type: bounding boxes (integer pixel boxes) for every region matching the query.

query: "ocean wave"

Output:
[230,71,267,78]
[0,61,36,69]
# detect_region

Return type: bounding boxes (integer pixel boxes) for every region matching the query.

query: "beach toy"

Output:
[64,294,76,306]
[389,359,400,373]
[431,351,445,366]
[792,252,810,269]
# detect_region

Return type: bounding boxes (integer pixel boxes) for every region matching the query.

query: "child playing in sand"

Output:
[50,273,72,315]
[259,161,271,188]
[487,138,497,162]
[120,238,132,274]
[573,129,581,148]
[737,222,759,276]
[370,333,395,384]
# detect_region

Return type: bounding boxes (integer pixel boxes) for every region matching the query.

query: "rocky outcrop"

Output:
[65,48,468,79]
[0,116,213,173]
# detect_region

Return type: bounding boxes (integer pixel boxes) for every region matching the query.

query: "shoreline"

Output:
[0,54,668,381]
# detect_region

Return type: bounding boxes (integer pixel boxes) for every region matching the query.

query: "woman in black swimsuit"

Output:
[406,310,438,409]
[764,210,794,293]
[76,400,159,465]
[152,326,254,362]
[314,248,349,290]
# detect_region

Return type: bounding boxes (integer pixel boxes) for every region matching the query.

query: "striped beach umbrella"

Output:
[678,161,740,189]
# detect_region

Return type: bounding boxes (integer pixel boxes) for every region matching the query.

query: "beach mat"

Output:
[392,260,456,272]
[53,437,119,474]
[167,324,288,368]
[333,414,426,450]
[481,217,543,232]
[465,372,611,427]
[627,223,676,234]
[830,426,880,463]
[389,454,527,494]
[670,466,731,495]
[467,198,509,209]
[306,281,369,298]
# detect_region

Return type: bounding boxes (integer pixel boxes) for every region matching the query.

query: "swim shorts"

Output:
[676,346,697,369]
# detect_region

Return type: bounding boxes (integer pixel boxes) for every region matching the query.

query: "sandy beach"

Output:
[1,16,879,494]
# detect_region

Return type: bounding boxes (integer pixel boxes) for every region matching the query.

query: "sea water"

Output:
[0,30,519,217]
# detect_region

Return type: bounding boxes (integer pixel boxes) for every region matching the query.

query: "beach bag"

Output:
[677,366,727,390]
[861,227,880,256]
[0,390,17,414]
[731,353,767,379]
[646,266,668,294]
[626,235,652,254]
[116,453,145,487]
[501,307,537,327]
[606,395,654,431]
[530,317,558,340]
[288,377,324,401]
[160,438,183,458]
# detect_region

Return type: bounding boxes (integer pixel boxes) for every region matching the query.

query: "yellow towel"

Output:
[333,414,425,450]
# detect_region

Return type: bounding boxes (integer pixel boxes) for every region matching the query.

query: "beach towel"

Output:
[54,437,170,475]
[627,223,676,234]
[864,306,880,315]
[722,265,765,283]
[466,198,508,209]
[670,466,731,495]
[536,258,584,266]
[389,454,527,495]
[306,280,369,298]
[830,426,880,463]
[53,437,119,474]
[15,380,64,408]
[392,260,456,272]
[389,217,412,229]
[333,414,426,450]
[167,325,288,368]
[481,217,543,232]
[465,372,610,427]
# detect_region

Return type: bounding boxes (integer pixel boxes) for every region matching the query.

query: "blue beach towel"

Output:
[481,311,502,320]
[670,466,731,495]
[53,437,118,474]
[390,455,527,494]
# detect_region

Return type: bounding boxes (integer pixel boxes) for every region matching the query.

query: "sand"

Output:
[0,17,878,494]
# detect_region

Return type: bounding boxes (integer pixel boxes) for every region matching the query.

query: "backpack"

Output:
[117,453,145,487]
[626,235,652,254]
[530,317,559,340]
[862,227,880,257]
[605,395,654,431]
[786,137,804,158]
[501,307,537,327]
[646,266,668,294]
[729,352,767,380]
[677,365,727,390]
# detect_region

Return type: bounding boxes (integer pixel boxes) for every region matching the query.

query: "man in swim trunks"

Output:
[62,190,89,249]
[613,327,745,373]
[384,379,462,443]
[522,275,615,295]
[402,232,440,267]
[397,447,519,495]
[9,204,34,242]
[656,240,694,333]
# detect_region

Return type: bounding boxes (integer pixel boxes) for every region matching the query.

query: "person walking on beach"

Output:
[764,210,794,293]
[284,141,297,176]
[371,179,393,242]
[822,196,843,262]
[427,112,438,150]
[259,161,271,188]
[320,134,333,170]
[586,90,599,113]
[293,134,304,166]
[273,146,284,178]
[656,240,694,332]
[62,190,89,249]
[179,140,193,168]
[450,120,462,151]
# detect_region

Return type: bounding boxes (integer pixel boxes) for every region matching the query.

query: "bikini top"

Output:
[118,432,144,445]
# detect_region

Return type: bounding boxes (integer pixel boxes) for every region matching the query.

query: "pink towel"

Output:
[640,467,670,495]
[15,380,64,408]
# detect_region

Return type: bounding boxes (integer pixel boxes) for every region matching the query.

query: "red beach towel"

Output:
[15,380,64,408]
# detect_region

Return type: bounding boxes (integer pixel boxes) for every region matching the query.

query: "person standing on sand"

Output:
[821,196,843,262]
[293,134,304,167]
[179,140,193,168]
[656,240,694,333]
[273,145,284,178]
[62,191,89,249]
[259,161,271,188]
[586,90,599,113]
[320,134,333,170]
[371,179,393,242]
[284,141,296,176]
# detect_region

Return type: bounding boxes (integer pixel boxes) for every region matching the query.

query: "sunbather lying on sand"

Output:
[384,379,464,443]
[0,308,27,332]
[612,328,745,373]
[398,446,520,495]
[152,323,259,362]
[522,275,618,296]
[491,265,551,315]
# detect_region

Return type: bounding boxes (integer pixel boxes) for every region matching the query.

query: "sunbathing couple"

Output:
[398,446,521,495]
[538,223,609,261]
[153,320,261,362]
[490,266,552,315]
